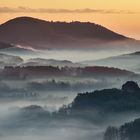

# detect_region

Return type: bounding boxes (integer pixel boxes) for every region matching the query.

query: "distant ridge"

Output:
[0,17,129,49]
[82,50,140,73]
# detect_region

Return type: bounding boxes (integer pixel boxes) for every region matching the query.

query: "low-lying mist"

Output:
[0,44,140,140]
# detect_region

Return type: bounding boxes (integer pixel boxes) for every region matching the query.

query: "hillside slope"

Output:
[0,17,129,49]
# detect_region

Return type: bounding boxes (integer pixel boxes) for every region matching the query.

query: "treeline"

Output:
[27,79,111,91]
[104,118,140,140]
[0,66,135,80]
[57,81,140,121]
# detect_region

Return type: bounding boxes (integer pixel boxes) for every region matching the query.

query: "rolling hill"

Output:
[82,51,140,73]
[0,17,131,49]
[22,58,84,67]
[57,81,140,124]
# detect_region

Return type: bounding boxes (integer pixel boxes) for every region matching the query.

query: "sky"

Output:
[0,0,140,39]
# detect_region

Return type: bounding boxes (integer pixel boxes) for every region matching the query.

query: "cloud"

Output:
[0,7,135,14]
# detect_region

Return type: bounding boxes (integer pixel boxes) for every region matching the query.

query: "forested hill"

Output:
[104,117,140,140]
[0,17,129,49]
[58,81,140,120]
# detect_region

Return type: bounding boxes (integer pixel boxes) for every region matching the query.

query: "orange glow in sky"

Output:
[0,0,140,39]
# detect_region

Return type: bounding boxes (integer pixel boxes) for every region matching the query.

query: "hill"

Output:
[82,51,140,73]
[104,117,140,140]
[22,58,84,67]
[0,66,136,80]
[0,17,130,49]
[58,81,140,122]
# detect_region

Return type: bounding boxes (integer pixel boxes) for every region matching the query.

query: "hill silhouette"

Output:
[58,81,140,122]
[0,66,136,80]
[0,17,129,49]
[104,117,140,140]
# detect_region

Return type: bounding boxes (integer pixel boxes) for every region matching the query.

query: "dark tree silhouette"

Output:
[104,126,119,140]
